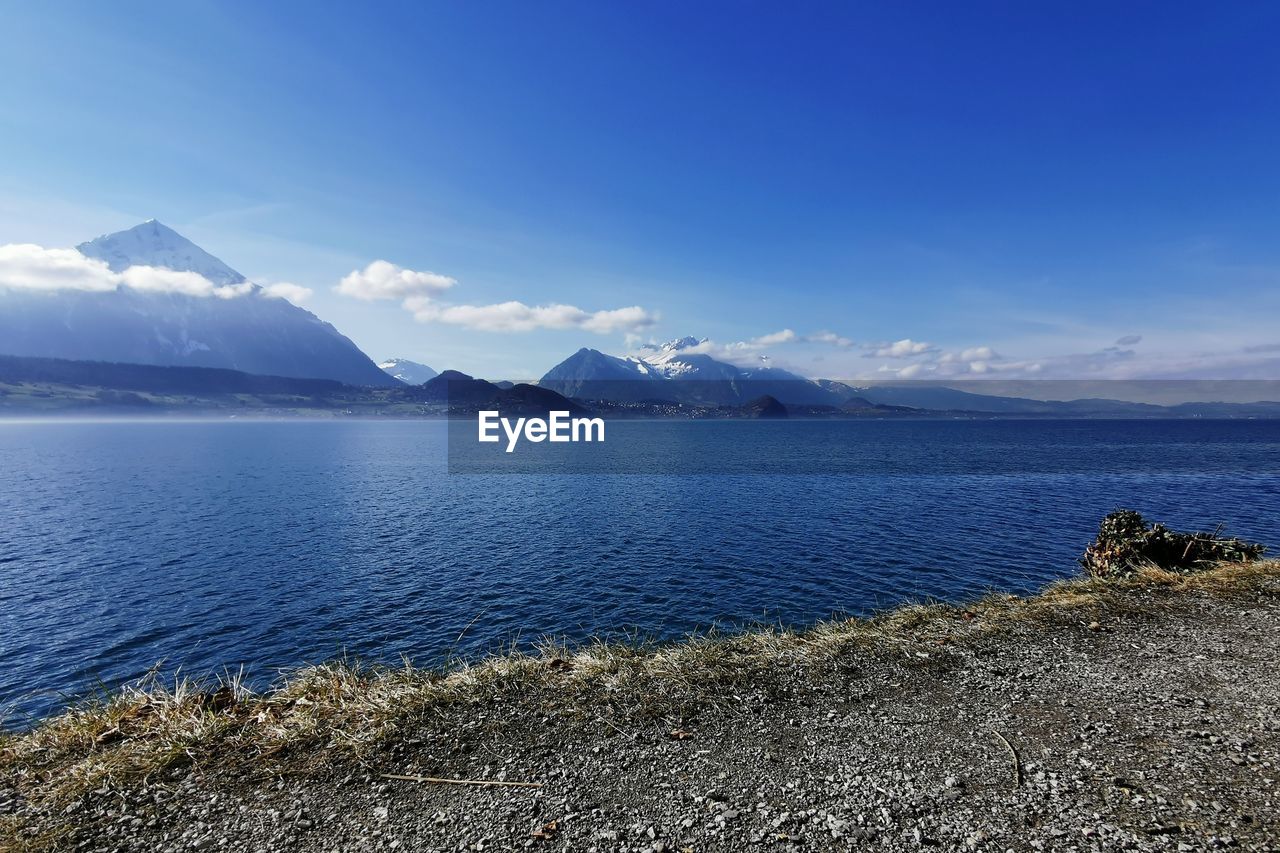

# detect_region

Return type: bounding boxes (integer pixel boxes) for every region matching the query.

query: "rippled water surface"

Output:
[2,419,1278,721]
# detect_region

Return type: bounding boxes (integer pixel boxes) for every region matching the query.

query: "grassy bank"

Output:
[3,559,1278,851]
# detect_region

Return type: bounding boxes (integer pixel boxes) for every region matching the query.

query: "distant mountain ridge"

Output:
[2,353,1277,419]
[0,353,346,396]
[540,338,849,405]
[0,221,398,387]
[378,358,438,384]
[0,355,587,417]
[539,340,1280,416]
[406,369,588,414]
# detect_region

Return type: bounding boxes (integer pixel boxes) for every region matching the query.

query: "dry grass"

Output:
[3,560,1278,844]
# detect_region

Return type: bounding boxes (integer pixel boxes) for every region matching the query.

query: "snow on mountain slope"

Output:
[77,220,246,286]
[378,358,438,384]
[540,338,847,405]
[0,221,398,387]
[633,337,801,383]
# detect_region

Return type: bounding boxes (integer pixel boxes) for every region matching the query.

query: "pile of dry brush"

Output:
[1081,509,1266,578]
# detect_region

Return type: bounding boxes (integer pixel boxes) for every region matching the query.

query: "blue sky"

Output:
[2,1,1279,379]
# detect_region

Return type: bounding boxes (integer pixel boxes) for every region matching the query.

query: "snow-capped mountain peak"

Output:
[77,220,248,286]
[660,335,706,351]
[0,221,397,386]
[631,336,724,378]
[540,344,842,405]
[378,358,438,385]
[639,335,708,354]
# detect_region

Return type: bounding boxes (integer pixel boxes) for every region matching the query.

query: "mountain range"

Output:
[539,338,851,405]
[539,340,1280,417]
[2,222,1276,418]
[0,221,397,387]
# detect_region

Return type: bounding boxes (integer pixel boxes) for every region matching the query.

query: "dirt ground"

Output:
[4,574,1278,852]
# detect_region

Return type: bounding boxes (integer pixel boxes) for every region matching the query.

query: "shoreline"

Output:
[4,561,1279,850]
[4,410,1280,422]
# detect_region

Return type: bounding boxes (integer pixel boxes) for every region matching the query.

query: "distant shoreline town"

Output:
[3,353,1280,421]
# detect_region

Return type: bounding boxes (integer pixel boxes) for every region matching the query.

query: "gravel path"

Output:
[12,583,1280,852]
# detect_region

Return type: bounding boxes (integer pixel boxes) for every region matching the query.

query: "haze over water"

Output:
[2,419,1279,722]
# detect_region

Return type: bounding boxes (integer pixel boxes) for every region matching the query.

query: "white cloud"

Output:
[119,265,226,297]
[579,305,657,334]
[0,244,119,292]
[262,282,314,304]
[751,329,797,347]
[894,363,929,378]
[703,329,860,369]
[341,258,658,334]
[869,338,937,358]
[939,346,997,363]
[722,329,797,353]
[0,242,248,298]
[867,342,1024,379]
[806,331,855,348]
[336,260,456,301]
[631,328,857,371]
[407,298,656,334]
[817,326,1280,381]
[215,283,254,299]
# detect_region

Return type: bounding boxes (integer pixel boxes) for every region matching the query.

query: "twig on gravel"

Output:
[597,715,639,741]
[992,730,1022,788]
[380,773,542,789]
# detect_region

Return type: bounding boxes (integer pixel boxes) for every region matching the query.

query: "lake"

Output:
[2,418,1278,722]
